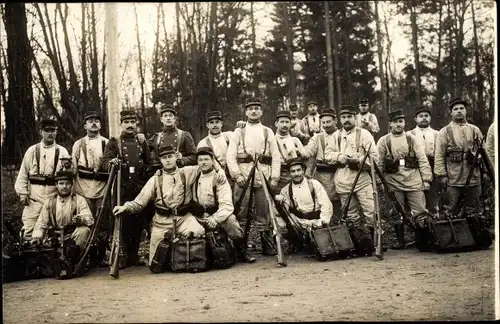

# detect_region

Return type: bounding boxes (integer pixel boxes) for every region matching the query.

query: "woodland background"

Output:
[0,1,496,165]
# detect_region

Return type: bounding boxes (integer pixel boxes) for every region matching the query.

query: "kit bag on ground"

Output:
[428,218,477,253]
[309,224,356,261]
[206,230,236,269]
[170,230,208,273]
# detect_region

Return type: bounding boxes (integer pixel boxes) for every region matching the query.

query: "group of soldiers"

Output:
[14,95,496,275]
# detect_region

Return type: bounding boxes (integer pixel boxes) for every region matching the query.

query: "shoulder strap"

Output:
[179,169,187,202]
[223,133,230,146]
[50,196,58,229]
[101,139,106,154]
[241,125,247,154]
[406,134,413,154]
[205,137,214,150]
[52,147,60,177]
[35,143,41,173]
[386,135,393,158]
[116,136,123,158]
[263,127,269,155]
[71,194,77,216]
[276,137,287,160]
[193,171,202,202]
[446,125,457,149]
[355,128,362,152]
[156,171,168,207]
[320,133,326,155]
[81,138,89,167]
[176,129,183,152]
[288,183,296,210]
[212,172,218,203]
[307,179,317,210]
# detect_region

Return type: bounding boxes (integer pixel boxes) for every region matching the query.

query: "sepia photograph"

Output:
[1,1,498,322]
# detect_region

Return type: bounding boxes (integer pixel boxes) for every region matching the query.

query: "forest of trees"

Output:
[0,1,496,164]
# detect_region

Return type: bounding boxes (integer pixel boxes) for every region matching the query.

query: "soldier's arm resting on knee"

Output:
[313,180,333,225]
[121,176,157,214]
[212,175,234,224]
[31,201,51,240]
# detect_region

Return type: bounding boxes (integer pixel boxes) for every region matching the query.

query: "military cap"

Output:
[206,111,223,122]
[159,103,176,116]
[286,157,306,168]
[320,108,337,118]
[55,170,74,182]
[120,110,137,122]
[83,111,101,122]
[414,105,431,117]
[358,98,369,104]
[158,144,177,157]
[197,146,215,157]
[245,97,262,109]
[306,100,317,107]
[339,105,358,116]
[388,109,406,121]
[40,116,58,129]
[289,104,298,111]
[448,97,468,110]
[275,110,291,120]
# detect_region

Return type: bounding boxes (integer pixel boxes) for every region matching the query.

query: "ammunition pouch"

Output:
[155,205,175,217]
[405,156,419,169]
[465,151,476,165]
[289,207,321,220]
[446,150,464,163]
[383,158,399,174]
[176,204,192,216]
[28,175,56,186]
[236,154,272,165]
[77,166,109,181]
[316,160,339,172]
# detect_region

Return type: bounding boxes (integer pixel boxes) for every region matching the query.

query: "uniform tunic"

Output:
[301,113,322,136]
[355,112,380,135]
[290,118,307,138]
[197,131,234,168]
[149,127,197,166]
[275,133,307,189]
[15,141,70,238]
[409,126,439,158]
[485,122,495,164]
[32,193,93,248]
[72,135,109,199]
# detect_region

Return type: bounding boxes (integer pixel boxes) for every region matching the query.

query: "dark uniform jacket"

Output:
[147,127,197,167]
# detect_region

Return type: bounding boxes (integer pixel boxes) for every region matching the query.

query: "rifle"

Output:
[242,159,257,251]
[373,163,407,220]
[74,163,118,276]
[370,156,383,260]
[109,158,122,279]
[254,161,287,267]
[474,137,495,185]
[340,143,372,220]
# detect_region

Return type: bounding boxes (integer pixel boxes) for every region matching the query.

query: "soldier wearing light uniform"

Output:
[275,158,333,233]
[226,97,281,255]
[303,108,341,219]
[409,106,440,218]
[30,170,94,251]
[324,105,378,240]
[15,116,70,240]
[434,97,484,216]
[484,122,495,166]
[102,110,152,267]
[377,109,432,249]
[301,101,323,138]
[288,104,309,144]
[113,145,205,266]
[274,110,308,189]
[355,98,380,138]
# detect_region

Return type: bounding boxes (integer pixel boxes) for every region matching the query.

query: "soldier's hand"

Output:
[338,154,348,164]
[205,217,218,230]
[72,214,83,226]
[113,205,128,216]
[19,194,30,206]
[320,219,329,227]
[110,157,121,166]
[136,133,146,143]
[275,194,285,203]
[270,178,279,188]
[236,121,246,128]
[438,177,448,191]
[423,182,431,191]
[236,175,246,187]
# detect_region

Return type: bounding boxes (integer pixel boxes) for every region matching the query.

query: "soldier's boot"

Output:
[233,238,256,263]
[349,226,375,257]
[391,223,406,250]
[368,226,388,252]
[260,230,277,256]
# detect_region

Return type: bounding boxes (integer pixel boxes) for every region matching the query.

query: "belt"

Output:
[155,205,175,216]
[77,167,109,181]
[236,155,273,165]
[315,162,337,171]
[28,175,55,186]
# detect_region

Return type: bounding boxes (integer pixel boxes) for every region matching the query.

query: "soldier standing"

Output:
[409,105,440,218]
[226,97,281,256]
[301,101,323,138]
[71,111,109,265]
[101,110,152,267]
[274,110,308,189]
[434,97,484,216]
[355,98,380,138]
[303,108,341,219]
[377,109,432,249]
[289,104,309,144]
[324,105,378,248]
[15,116,70,240]
[485,122,495,166]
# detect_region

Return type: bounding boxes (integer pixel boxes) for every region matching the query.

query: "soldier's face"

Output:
[308,104,317,114]
[450,104,466,121]
[390,118,406,134]
[161,112,176,127]
[321,116,337,133]
[359,103,369,113]
[197,154,214,172]
[290,110,298,118]
[84,117,101,133]
[415,112,431,128]
[207,119,223,135]
[290,164,305,184]
[245,105,263,122]
[275,117,291,134]
[340,113,356,131]
[41,127,57,144]
[160,153,177,170]
[121,119,137,134]
[56,180,73,197]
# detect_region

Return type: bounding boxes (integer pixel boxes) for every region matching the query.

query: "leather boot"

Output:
[391,223,406,250]
[260,231,277,256]
[233,238,256,263]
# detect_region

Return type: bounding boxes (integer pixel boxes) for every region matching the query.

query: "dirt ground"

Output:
[2,248,496,323]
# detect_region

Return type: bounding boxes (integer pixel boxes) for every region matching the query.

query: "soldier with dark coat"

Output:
[101,110,152,268]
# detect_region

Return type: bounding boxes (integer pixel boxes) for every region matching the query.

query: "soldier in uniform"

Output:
[289,104,308,144]
[15,116,70,241]
[71,111,109,266]
[434,97,484,217]
[355,98,380,138]
[303,108,341,220]
[226,97,281,256]
[183,146,255,263]
[112,145,205,266]
[30,170,93,251]
[485,122,495,166]
[101,110,152,267]
[324,105,378,252]
[377,109,432,249]
[275,158,333,233]
[301,101,323,138]
[274,110,308,189]
[408,105,440,218]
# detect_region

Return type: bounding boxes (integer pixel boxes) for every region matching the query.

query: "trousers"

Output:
[233,184,271,231]
[21,200,45,240]
[196,214,244,239]
[443,185,481,215]
[393,191,428,224]
[339,183,375,227]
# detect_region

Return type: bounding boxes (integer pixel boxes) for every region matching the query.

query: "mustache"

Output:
[126,127,135,130]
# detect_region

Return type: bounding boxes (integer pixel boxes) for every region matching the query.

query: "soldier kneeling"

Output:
[30,170,94,279]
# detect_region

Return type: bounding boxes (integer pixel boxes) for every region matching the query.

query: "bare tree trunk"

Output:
[284,3,297,105]
[324,1,335,110]
[342,10,353,103]
[207,2,217,100]
[331,12,342,108]
[471,1,485,129]
[374,1,387,113]
[434,0,445,127]
[90,3,100,114]
[410,0,421,104]
[446,0,455,97]
[133,3,147,134]
[81,3,88,94]
[175,2,185,102]
[250,2,258,96]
